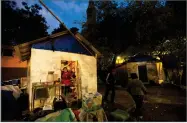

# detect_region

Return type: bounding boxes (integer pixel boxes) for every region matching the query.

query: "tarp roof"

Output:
[128,54,160,62]
[14,31,101,61]
[161,55,178,68]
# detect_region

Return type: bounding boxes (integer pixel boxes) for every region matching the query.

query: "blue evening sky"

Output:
[16,0,89,34]
[15,0,165,34]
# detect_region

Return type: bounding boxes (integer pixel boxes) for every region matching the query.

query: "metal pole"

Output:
[39,0,94,56]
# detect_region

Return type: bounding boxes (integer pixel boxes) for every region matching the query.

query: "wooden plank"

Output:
[21,55,30,61]
[21,52,31,56]
[1,67,27,81]
[75,33,102,57]
[2,45,14,50]
[39,0,94,56]
[13,31,69,61]
[14,46,22,60]
[17,31,69,48]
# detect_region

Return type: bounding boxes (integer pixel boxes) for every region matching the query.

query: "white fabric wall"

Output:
[126,62,165,84]
[29,48,97,108]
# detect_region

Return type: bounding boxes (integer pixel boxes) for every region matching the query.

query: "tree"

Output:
[166,1,186,38]
[81,0,186,55]
[51,23,79,35]
[51,24,67,34]
[2,1,49,45]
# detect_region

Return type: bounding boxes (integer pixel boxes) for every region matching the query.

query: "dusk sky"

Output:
[16,0,89,34]
[15,0,165,34]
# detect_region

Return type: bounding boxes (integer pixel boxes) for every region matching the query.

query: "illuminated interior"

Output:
[28,48,98,110]
[156,62,164,84]
[116,56,125,64]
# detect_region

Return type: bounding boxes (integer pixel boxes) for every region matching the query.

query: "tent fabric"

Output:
[32,35,91,56]
[35,108,77,122]
[79,108,108,122]
[128,55,159,62]
[161,55,178,68]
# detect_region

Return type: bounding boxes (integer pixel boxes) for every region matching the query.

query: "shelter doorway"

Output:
[60,60,80,99]
[138,65,148,83]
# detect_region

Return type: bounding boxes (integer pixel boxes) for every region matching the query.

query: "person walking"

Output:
[127,73,147,120]
[103,66,116,104]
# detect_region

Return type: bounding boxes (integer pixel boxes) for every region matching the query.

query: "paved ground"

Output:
[98,83,187,121]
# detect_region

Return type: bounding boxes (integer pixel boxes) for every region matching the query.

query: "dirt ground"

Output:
[98,83,187,121]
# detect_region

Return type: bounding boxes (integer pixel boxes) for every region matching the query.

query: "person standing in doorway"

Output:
[127,73,147,120]
[61,67,72,96]
[103,66,116,104]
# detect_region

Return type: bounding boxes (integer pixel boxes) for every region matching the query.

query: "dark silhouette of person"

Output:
[103,66,116,104]
[127,73,147,119]
[181,65,186,86]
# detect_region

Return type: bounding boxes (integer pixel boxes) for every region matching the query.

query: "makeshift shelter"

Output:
[114,55,165,85]
[1,45,28,81]
[14,30,101,110]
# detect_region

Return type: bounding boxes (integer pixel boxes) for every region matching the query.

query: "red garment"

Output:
[73,110,80,121]
[61,71,71,86]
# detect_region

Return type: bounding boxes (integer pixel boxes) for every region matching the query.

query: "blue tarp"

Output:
[32,34,91,56]
[128,55,158,62]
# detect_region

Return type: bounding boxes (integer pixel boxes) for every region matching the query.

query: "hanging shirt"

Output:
[61,71,71,86]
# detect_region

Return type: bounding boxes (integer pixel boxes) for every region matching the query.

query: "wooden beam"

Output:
[39,0,94,57]
[75,33,102,57]
[21,55,30,61]
[14,46,22,60]
[15,31,69,48]
[21,52,31,56]
[2,45,14,50]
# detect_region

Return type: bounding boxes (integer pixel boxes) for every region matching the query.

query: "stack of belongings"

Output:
[35,108,77,122]
[1,81,23,121]
[79,92,108,122]
[53,96,68,112]
[20,77,27,88]
[43,96,56,111]
[12,79,20,86]
[2,80,22,99]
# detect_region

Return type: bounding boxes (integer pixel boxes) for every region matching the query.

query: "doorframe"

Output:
[137,64,149,84]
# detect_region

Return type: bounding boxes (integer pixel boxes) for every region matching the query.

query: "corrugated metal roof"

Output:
[14,31,101,61]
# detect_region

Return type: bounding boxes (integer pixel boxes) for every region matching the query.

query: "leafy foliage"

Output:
[51,24,67,34]
[51,23,79,35]
[2,1,49,45]
[81,1,186,55]
[153,38,186,60]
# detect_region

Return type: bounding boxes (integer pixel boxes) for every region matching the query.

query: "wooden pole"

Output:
[39,0,94,56]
